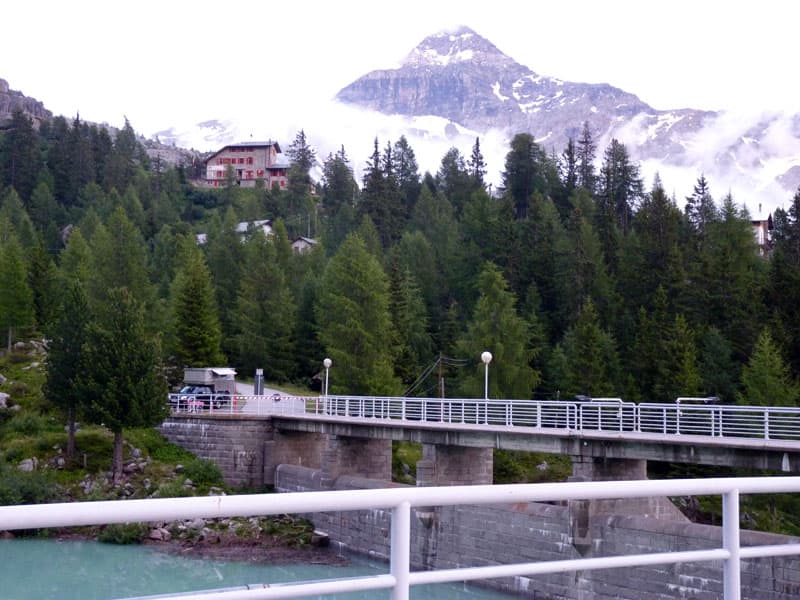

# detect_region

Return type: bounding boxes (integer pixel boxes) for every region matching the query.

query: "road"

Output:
[234,381,308,415]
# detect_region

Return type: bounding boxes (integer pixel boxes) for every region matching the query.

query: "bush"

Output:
[182,458,224,489]
[126,428,194,464]
[98,522,149,544]
[0,465,61,505]
[4,412,52,436]
[154,479,193,498]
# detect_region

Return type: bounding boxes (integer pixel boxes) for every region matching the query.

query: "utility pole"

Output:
[438,354,445,398]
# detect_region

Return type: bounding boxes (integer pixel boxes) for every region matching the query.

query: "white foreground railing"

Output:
[2,478,800,600]
[172,394,800,443]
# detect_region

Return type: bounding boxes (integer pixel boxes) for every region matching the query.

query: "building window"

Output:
[247,157,254,164]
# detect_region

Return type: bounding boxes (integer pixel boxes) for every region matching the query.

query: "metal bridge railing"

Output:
[170,395,800,443]
[2,478,800,600]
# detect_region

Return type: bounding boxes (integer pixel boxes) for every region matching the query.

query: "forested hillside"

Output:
[2,107,800,418]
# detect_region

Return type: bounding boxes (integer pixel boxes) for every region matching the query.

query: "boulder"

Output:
[18,458,38,472]
[0,392,10,408]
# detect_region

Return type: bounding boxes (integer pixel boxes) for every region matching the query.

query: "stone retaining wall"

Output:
[276,464,800,600]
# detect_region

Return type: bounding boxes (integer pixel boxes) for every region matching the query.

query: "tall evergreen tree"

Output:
[467,136,487,190]
[393,136,422,216]
[169,239,224,368]
[43,281,92,461]
[87,207,152,310]
[204,208,244,358]
[684,174,717,241]
[597,138,643,235]
[738,330,799,406]
[234,233,296,381]
[358,138,403,247]
[699,327,739,403]
[557,298,620,398]
[455,263,539,399]
[576,121,597,194]
[502,133,549,220]
[77,288,167,484]
[436,147,473,216]
[0,231,34,350]
[390,265,433,386]
[315,234,399,395]
[0,109,41,202]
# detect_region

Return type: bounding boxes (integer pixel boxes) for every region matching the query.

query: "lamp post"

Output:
[323,357,332,396]
[322,358,332,415]
[481,351,492,424]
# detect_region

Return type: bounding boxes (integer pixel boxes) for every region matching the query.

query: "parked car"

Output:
[171,385,229,411]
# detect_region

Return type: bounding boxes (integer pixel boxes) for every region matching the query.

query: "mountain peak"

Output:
[402,26,511,68]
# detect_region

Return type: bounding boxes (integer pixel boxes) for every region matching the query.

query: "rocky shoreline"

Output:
[41,515,350,568]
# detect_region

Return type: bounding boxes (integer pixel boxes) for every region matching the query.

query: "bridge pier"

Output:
[321,435,392,485]
[416,444,493,486]
[568,456,686,553]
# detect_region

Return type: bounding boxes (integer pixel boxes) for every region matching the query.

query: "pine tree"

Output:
[738,330,799,406]
[455,263,539,399]
[0,187,36,249]
[619,175,686,313]
[559,137,578,203]
[44,282,92,461]
[87,207,152,310]
[436,147,472,216]
[390,266,433,386]
[169,239,224,368]
[205,208,244,358]
[77,288,167,484]
[597,138,643,235]
[576,121,597,194]
[502,133,549,220]
[0,109,41,202]
[559,298,620,398]
[684,174,718,241]
[234,233,296,381]
[394,136,422,216]
[315,234,399,395]
[359,138,404,247]
[699,327,739,403]
[0,231,34,350]
[467,137,487,190]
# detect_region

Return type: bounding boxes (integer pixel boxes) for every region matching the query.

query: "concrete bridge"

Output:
[157,395,800,599]
[159,395,800,488]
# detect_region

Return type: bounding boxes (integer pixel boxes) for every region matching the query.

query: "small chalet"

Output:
[751,205,774,256]
[291,236,317,254]
[205,141,289,189]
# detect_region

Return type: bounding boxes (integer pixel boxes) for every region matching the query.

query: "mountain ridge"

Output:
[336,27,800,207]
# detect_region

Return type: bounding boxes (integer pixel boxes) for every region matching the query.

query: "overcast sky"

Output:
[3,0,797,138]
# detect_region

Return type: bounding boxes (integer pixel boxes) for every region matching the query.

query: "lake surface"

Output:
[0,538,512,599]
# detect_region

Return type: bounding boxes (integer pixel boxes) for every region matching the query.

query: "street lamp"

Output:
[481,351,492,424]
[323,358,332,398]
[481,351,493,400]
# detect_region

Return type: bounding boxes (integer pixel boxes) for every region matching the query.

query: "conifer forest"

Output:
[3,109,800,412]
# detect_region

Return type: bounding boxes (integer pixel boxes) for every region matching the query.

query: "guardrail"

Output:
[2,478,800,599]
[169,394,800,442]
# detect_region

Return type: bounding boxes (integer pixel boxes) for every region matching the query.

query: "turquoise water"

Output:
[0,539,511,599]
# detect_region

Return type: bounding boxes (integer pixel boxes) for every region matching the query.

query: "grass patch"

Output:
[392,441,421,484]
[493,450,572,484]
[98,522,149,545]
[125,427,195,464]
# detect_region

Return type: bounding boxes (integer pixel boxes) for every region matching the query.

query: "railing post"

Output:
[390,500,411,600]
[722,489,741,600]
[765,409,770,440]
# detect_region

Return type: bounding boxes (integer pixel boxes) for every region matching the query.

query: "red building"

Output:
[205,141,289,188]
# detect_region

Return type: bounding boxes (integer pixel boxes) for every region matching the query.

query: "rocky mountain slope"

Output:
[0,78,51,127]
[337,27,800,207]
